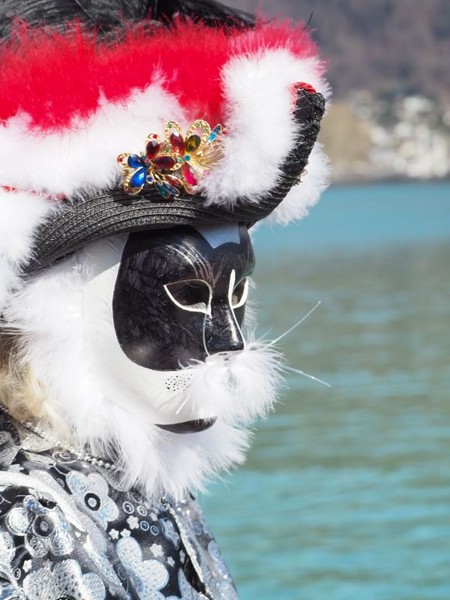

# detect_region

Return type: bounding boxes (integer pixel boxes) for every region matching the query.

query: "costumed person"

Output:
[0,0,330,597]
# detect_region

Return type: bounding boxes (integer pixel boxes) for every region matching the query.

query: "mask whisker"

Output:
[258,327,273,341]
[264,300,322,349]
[283,364,331,388]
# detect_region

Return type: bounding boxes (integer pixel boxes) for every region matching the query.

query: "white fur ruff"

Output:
[0,189,54,311]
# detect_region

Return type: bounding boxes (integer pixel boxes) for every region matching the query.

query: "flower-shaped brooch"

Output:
[118,120,223,200]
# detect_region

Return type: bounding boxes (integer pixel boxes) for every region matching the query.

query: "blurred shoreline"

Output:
[320,95,450,185]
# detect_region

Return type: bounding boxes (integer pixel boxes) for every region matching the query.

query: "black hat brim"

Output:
[25,90,325,273]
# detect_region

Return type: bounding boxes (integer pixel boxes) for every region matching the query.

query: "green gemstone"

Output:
[185,134,201,153]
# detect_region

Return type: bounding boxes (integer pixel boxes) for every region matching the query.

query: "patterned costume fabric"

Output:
[0,410,238,599]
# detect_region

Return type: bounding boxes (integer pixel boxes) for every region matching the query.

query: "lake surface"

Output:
[200,182,450,599]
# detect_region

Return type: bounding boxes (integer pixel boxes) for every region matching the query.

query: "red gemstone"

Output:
[152,156,176,170]
[294,82,316,94]
[170,131,185,154]
[118,156,124,163]
[165,174,183,189]
[183,162,198,187]
[146,140,160,160]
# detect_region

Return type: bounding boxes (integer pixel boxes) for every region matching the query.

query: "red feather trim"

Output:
[0,19,320,131]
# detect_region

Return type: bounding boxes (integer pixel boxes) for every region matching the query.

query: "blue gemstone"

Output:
[130,168,146,188]
[128,155,143,168]
[164,182,180,197]
[184,154,191,161]
[156,181,171,199]
[208,125,221,143]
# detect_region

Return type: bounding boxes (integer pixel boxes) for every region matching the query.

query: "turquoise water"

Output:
[201,182,450,599]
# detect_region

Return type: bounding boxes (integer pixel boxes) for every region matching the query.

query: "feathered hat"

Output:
[0,0,329,310]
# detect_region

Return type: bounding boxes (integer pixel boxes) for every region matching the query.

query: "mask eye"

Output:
[231,278,249,309]
[164,279,211,314]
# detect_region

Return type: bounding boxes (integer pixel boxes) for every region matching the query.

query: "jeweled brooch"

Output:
[117,120,223,199]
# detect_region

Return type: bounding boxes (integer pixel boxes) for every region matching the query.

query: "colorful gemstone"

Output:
[119,119,223,197]
[128,155,143,168]
[156,181,171,199]
[152,156,176,170]
[183,162,198,187]
[207,125,222,143]
[185,134,201,153]
[170,131,185,155]
[146,140,160,160]
[163,181,180,197]
[130,168,146,188]
[165,174,183,189]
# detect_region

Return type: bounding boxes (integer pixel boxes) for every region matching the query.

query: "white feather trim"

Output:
[204,50,330,206]
[0,189,54,311]
[0,83,185,196]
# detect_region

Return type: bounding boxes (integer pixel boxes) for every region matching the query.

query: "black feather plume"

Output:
[0,0,255,42]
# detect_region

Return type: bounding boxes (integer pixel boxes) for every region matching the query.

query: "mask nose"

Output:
[204,301,245,356]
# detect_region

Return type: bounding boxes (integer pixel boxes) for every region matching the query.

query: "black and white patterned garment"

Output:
[0,410,238,599]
